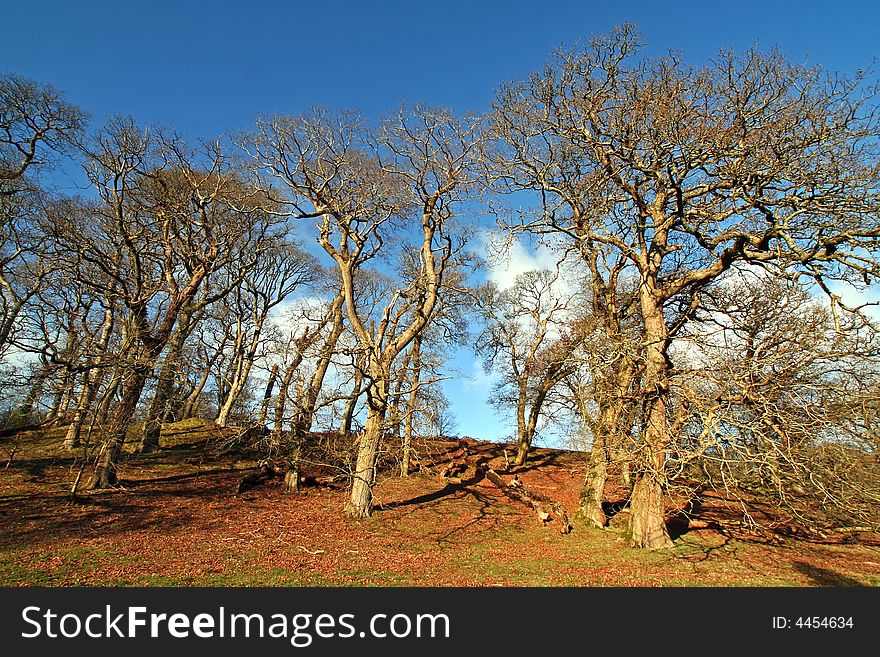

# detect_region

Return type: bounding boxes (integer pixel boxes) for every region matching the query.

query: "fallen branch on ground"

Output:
[479,464,572,534]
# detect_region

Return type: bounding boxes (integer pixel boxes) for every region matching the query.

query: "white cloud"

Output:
[481,231,560,290]
[461,357,498,391]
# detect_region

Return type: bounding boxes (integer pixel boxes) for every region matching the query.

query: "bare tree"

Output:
[1,75,86,362]
[248,105,482,517]
[491,25,880,547]
[60,118,278,487]
[675,272,880,529]
[214,242,320,427]
[475,268,581,466]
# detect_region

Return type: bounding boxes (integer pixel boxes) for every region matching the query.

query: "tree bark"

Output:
[271,360,298,448]
[256,364,279,426]
[139,310,194,452]
[216,316,266,427]
[578,355,637,527]
[400,334,421,477]
[580,436,609,528]
[89,367,149,489]
[340,361,364,435]
[344,399,386,518]
[64,372,92,450]
[629,472,670,549]
[628,288,673,549]
[387,347,412,442]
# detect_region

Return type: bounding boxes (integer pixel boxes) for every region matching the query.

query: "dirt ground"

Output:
[1,419,878,586]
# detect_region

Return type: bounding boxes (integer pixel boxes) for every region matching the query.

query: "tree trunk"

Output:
[139,369,173,453]
[579,435,609,528]
[64,372,92,450]
[629,471,670,549]
[513,381,529,465]
[271,360,297,448]
[621,459,632,491]
[293,304,344,435]
[628,288,673,549]
[257,364,279,426]
[64,306,115,450]
[140,311,193,452]
[515,381,552,467]
[96,370,121,425]
[340,364,364,435]
[283,443,301,494]
[400,335,421,477]
[217,317,266,427]
[387,348,412,442]
[345,402,386,518]
[89,367,149,489]
[578,356,637,528]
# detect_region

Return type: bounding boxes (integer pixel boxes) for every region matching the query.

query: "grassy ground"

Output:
[1,419,878,587]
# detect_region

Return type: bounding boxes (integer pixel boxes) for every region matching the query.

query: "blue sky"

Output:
[3,0,879,444]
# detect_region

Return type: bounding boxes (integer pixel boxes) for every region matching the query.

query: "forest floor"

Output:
[1,418,878,587]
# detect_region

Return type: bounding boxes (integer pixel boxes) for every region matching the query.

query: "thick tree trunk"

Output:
[580,436,609,528]
[345,403,386,518]
[628,288,673,549]
[89,368,149,489]
[578,357,637,528]
[629,470,670,549]
[345,363,390,517]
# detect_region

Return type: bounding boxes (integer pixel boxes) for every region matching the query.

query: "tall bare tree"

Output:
[491,25,880,547]
[248,105,482,517]
[59,118,278,487]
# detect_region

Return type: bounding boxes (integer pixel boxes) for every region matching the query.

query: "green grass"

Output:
[0,545,117,586]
